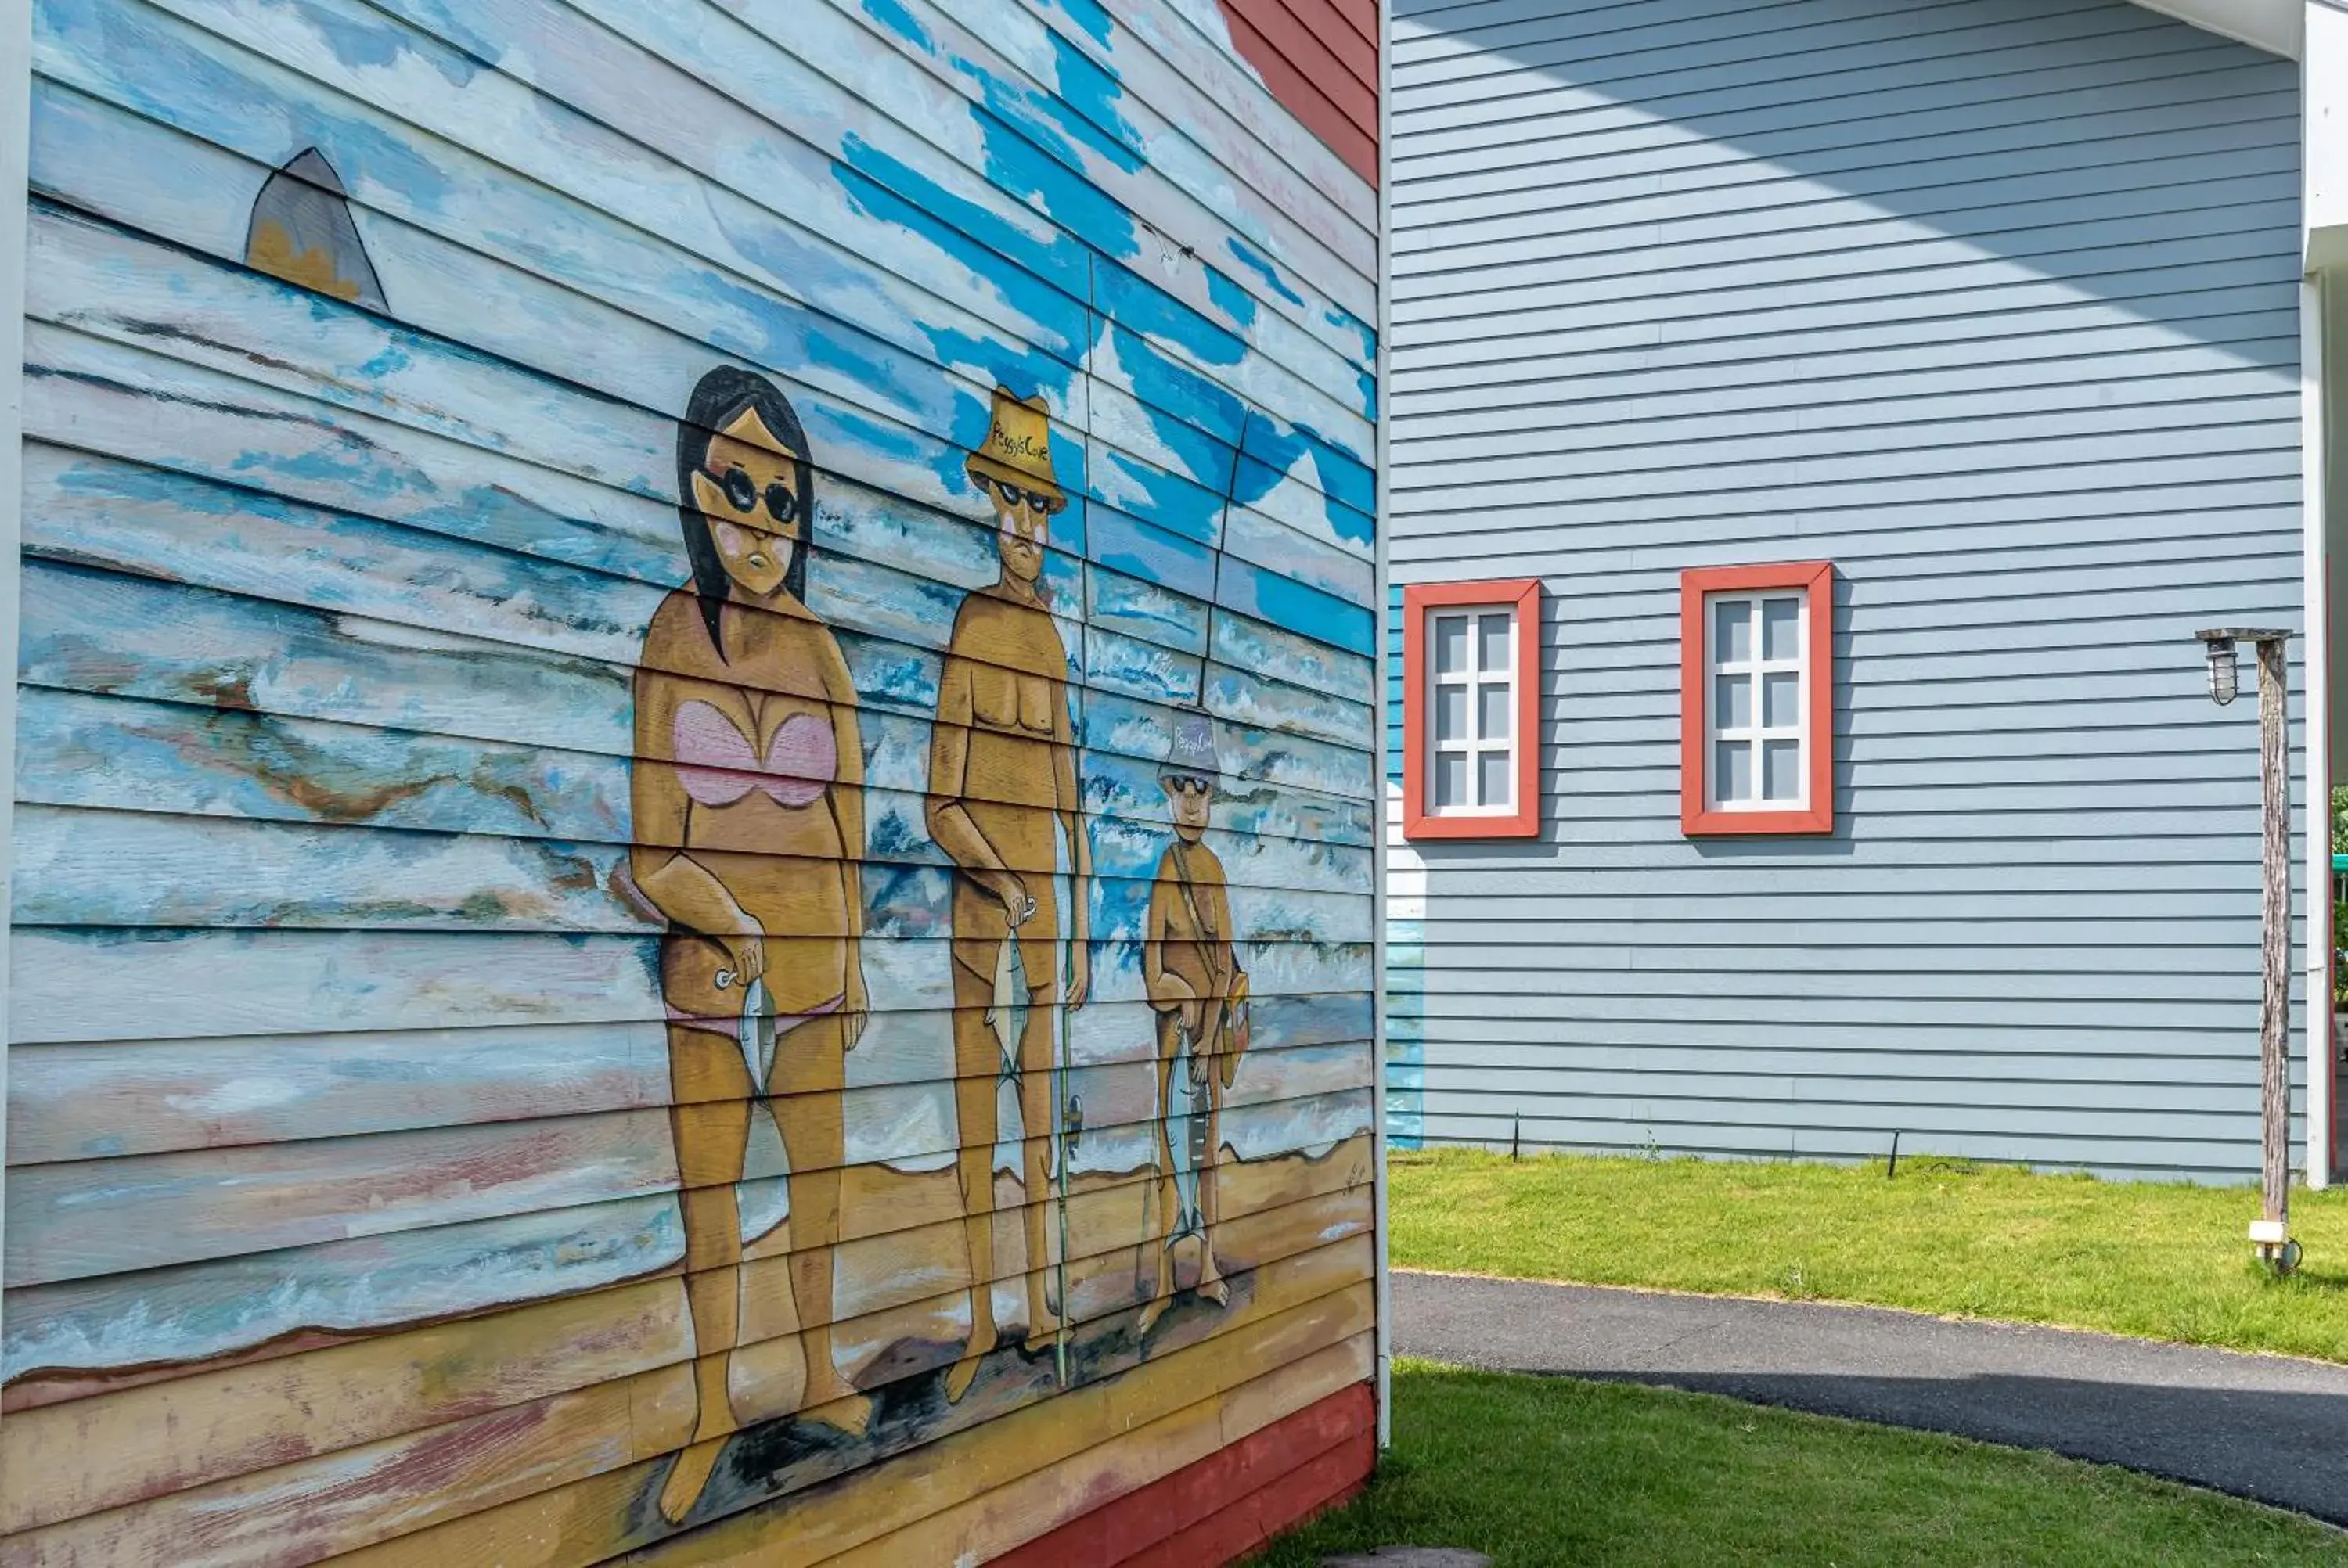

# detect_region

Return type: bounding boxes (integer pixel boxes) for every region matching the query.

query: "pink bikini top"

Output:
[673,699,835,809]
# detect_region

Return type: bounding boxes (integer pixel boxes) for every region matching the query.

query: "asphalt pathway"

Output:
[1395,1269,2348,1524]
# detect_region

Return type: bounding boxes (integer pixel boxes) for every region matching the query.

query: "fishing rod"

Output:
[1202,408,1251,702]
[1055,969,1079,1389]
[1143,408,1254,1308]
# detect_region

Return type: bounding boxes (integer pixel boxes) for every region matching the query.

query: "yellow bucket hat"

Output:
[967,385,1064,503]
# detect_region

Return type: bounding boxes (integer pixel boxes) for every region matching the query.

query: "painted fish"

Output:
[985,933,1027,1089]
[1172,1016,1209,1239]
[714,966,775,1095]
[740,976,775,1095]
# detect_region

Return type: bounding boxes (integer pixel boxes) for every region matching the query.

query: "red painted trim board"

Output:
[1679,561,1835,837]
[1214,2,1378,183]
[1223,0,1378,119]
[1239,0,1379,92]
[1325,0,1378,53]
[991,1382,1376,1567]
[1115,1431,1374,1568]
[1401,578,1543,840]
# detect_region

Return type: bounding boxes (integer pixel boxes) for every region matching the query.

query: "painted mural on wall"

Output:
[5,0,1377,1559]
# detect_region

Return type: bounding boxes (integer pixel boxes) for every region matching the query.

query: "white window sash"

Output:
[1426,602,1518,817]
[1704,591,1807,813]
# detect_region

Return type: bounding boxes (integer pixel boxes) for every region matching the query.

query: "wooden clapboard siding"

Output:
[9,1078,1370,1286]
[22,225,1383,698]
[0,1163,1370,1535]
[0,1278,695,1534]
[1387,0,2300,1181]
[10,814,1377,936]
[9,1023,1373,1169]
[59,0,1376,433]
[5,1228,1375,1567]
[13,684,1377,854]
[805,0,1377,372]
[801,1312,1374,1567]
[9,928,1374,1047]
[16,430,1375,764]
[6,1005,1372,1160]
[0,1135,1357,1407]
[16,685,1377,859]
[325,1252,1374,1568]
[19,174,1376,653]
[0,1365,706,1568]
[986,1380,1374,1568]
[31,0,1380,541]
[11,0,1378,1554]
[16,346,1375,687]
[5,1109,679,1287]
[0,1147,1371,1550]
[5,1080,1372,1291]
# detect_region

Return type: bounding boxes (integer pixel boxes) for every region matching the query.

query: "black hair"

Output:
[675,365,813,651]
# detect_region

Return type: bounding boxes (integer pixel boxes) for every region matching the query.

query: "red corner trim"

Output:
[1401,578,1543,840]
[1213,2,1378,184]
[1115,1430,1374,1568]
[1679,561,1835,837]
[990,1382,1376,1567]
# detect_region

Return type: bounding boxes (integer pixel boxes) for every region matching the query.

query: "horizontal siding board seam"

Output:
[805,0,1377,331]
[27,66,1378,538]
[5,1230,1374,1548]
[3,1095,1376,1286]
[1046,0,1378,229]
[1388,0,2298,1180]
[1386,46,2281,168]
[1389,0,2112,91]
[1388,82,2298,202]
[1388,5,2197,124]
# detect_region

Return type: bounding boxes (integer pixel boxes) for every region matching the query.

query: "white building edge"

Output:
[2003,0,2345,1181]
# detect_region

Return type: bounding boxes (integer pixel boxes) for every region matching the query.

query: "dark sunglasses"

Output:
[982,477,1068,516]
[708,463,800,528]
[1164,775,1216,796]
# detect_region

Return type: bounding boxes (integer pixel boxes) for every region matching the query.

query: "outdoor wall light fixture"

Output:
[2195,627,2299,1275]
[2197,630,2242,706]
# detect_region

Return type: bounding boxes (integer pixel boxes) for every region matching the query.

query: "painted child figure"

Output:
[1138,710,1250,1336]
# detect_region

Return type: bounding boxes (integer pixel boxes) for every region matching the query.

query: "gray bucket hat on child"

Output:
[1162,707,1221,783]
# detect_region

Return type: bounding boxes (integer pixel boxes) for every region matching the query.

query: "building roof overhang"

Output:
[2127,0,2310,57]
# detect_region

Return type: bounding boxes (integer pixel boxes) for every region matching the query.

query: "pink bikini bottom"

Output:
[664,990,843,1048]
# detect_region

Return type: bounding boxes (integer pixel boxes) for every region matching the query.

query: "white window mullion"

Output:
[1424,602,1519,818]
[1705,591,1807,812]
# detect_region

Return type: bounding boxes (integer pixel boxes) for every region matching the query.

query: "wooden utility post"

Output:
[2199,626,2299,1272]
[2259,632,2292,1241]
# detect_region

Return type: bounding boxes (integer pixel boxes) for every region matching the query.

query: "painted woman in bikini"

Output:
[631,367,870,1524]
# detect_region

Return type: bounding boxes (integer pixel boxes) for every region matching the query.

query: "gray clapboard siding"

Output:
[1389,1035,2280,1074]
[1388,0,2305,1180]
[1409,1110,2293,1181]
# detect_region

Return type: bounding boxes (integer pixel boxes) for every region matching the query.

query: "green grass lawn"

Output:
[1390,1149,2348,1363]
[1249,1361,2347,1566]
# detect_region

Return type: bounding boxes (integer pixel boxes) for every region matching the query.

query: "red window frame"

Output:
[1680,561,1835,837]
[1401,578,1542,840]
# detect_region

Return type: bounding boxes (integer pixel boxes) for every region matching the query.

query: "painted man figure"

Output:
[927,386,1091,1403]
[1137,709,1249,1336]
